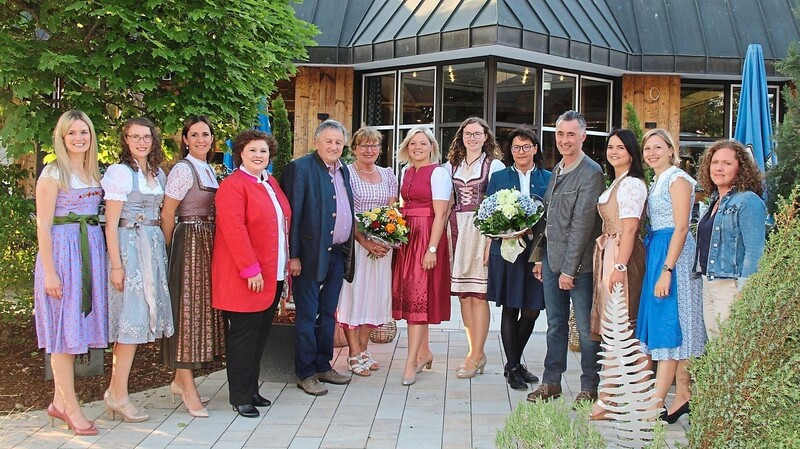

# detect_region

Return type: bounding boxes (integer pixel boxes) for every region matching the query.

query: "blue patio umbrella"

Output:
[222,101,273,172]
[734,44,776,172]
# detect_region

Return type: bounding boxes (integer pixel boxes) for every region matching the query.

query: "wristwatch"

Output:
[662,264,673,273]
[613,263,627,272]
[428,246,437,254]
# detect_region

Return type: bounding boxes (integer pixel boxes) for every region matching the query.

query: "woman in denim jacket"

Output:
[695,140,767,337]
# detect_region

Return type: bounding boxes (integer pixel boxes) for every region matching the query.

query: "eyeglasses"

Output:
[127,134,153,143]
[358,144,380,151]
[463,131,485,139]
[511,144,534,153]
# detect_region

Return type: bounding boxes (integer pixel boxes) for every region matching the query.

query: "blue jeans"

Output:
[541,251,600,392]
[292,246,345,380]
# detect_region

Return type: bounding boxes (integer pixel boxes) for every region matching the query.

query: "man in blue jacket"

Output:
[281,119,356,396]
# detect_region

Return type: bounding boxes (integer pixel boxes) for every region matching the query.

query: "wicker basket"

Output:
[568,305,581,352]
[370,321,398,344]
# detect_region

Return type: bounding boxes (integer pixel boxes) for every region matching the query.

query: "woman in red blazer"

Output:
[212,129,291,418]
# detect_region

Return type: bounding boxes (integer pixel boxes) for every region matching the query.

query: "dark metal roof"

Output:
[296,0,800,78]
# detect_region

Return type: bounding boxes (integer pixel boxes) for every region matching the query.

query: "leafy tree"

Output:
[270,94,291,181]
[770,44,800,213]
[0,0,317,159]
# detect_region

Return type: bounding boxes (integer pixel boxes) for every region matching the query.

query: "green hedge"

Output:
[687,188,800,448]
[0,164,36,322]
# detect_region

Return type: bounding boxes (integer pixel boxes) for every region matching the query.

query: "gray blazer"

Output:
[540,154,604,277]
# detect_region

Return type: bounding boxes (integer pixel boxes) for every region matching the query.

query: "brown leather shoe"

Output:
[574,390,598,404]
[316,369,351,385]
[526,383,562,402]
[296,376,328,396]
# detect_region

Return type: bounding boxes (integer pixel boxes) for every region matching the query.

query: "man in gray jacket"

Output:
[528,110,604,404]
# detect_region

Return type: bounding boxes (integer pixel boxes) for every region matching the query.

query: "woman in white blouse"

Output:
[160,116,223,417]
[588,128,648,420]
[101,117,173,423]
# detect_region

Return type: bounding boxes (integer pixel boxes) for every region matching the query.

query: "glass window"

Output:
[438,127,458,163]
[363,74,395,126]
[580,78,611,133]
[680,84,725,139]
[400,69,435,125]
[731,85,779,134]
[375,129,395,172]
[496,63,536,124]
[542,72,577,127]
[442,62,485,123]
[495,126,520,165]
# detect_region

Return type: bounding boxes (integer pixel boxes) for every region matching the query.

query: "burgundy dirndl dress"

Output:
[392,164,451,324]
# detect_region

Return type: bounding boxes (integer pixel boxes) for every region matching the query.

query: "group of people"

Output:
[34,107,766,435]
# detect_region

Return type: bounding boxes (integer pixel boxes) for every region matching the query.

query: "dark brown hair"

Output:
[119,117,164,176]
[181,115,216,163]
[446,117,502,166]
[232,129,277,167]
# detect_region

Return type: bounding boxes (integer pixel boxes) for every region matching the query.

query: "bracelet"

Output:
[613,263,627,272]
[111,267,124,271]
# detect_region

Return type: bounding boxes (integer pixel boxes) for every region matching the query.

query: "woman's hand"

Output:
[654,271,672,298]
[422,251,437,270]
[608,268,626,293]
[110,267,125,292]
[247,273,264,292]
[532,263,542,280]
[483,242,490,267]
[370,241,390,259]
[44,271,62,299]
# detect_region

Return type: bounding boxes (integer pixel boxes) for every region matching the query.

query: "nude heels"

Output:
[170,381,211,405]
[456,354,487,379]
[416,355,434,374]
[169,382,209,417]
[104,390,149,423]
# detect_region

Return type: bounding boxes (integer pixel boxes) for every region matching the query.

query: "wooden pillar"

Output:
[622,74,681,145]
[293,66,355,158]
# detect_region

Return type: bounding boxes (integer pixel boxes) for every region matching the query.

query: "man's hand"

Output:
[289,258,302,277]
[558,273,574,290]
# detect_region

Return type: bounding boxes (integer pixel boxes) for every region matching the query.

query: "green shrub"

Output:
[497,398,606,449]
[0,164,36,322]
[270,95,293,182]
[687,188,800,448]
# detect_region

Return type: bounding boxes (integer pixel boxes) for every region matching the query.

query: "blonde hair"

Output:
[51,110,100,190]
[397,127,440,165]
[642,128,680,166]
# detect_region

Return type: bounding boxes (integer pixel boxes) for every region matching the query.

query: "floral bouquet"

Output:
[356,204,409,258]
[474,188,544,262]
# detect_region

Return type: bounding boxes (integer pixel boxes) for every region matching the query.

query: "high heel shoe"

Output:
[401,373,417,386]
[63,412,99,436]
[456,354,487,379]
[170,381,210,405]
[415,355,434,374]
[665,401,690,424]
[47,404,67,427]
[104,390,149,423]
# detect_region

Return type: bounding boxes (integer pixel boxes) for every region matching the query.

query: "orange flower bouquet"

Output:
[356,204,410,251]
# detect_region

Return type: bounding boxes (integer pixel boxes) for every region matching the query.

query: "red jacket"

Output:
[212,169,291,312]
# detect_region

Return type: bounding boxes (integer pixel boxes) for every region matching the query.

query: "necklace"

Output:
[464,154,482,167]
[355,164,377,174]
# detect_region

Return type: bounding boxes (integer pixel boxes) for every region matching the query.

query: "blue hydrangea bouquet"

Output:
[473,188,544,262]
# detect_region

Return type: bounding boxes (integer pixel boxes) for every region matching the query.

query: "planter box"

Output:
[259,323,296,384]
[44,349,105,380]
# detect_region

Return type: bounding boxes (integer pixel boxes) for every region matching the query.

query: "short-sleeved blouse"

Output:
[401,166,452,201]
[347,165,398,214]
[40,164,100,189]
[649,166,696,230]
[101,164,164,200]
[443,154,505,182]
[598,175,647,219]
[164,155,219,200]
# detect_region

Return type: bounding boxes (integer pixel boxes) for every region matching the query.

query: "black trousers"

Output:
[223,281,282,406]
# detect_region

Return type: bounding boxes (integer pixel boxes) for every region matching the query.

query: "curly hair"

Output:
[232,129,277,167]
[118,117,164,176]
[446,117,502,166]
[697,139,763,196]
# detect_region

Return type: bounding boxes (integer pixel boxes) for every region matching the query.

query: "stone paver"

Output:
[1,299,690,448]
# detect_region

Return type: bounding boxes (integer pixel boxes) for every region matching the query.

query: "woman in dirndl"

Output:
[338,127,397,376]
[392,126,452,386]
[160,115,224,417]
[444,117,505,379]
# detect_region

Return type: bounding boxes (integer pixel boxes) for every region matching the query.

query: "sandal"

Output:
[347,355,372,377]
[361,351,380,370]
[589,399,611,421]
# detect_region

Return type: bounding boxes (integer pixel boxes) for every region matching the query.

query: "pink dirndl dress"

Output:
[392,164,451,324]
